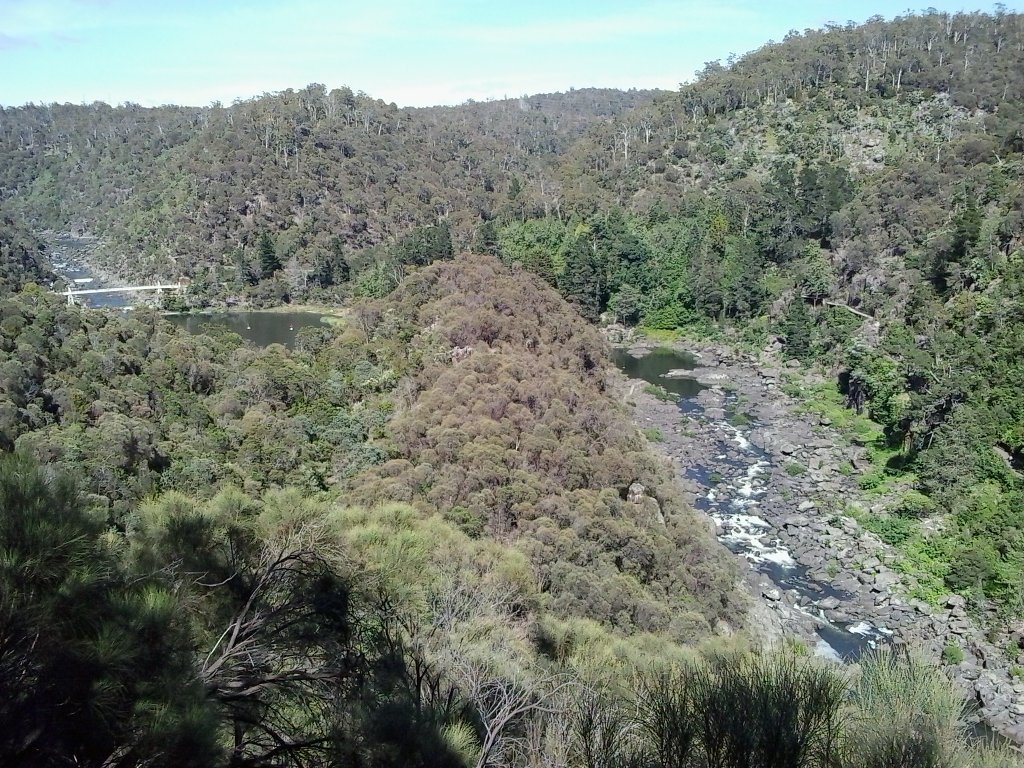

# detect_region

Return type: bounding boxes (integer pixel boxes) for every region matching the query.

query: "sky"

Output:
[0,0,1017,108]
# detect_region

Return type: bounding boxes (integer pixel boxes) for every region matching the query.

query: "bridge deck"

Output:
[63,284,184,296]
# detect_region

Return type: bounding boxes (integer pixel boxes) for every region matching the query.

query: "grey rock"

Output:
[627,482,647,504]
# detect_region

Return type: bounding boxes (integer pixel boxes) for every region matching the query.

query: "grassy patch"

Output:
[636,327,686,344]
[857,512,918,547]
[643,383,678,402]
[726,407,754,426]
[789,380,884,439]
[642,427,665,442]
[784,462,807,476]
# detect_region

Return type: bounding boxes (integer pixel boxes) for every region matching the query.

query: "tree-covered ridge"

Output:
[0,218,49,290]
[0,250,748,764]
[678,9,1024,116]
[347,255,742,635]
[0,251,744,639]
[0,87,658,294]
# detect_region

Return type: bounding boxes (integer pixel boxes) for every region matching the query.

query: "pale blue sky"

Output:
[0,1,1015,107]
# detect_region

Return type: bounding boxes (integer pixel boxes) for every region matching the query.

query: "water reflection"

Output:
[610,347,705,398]
[166,312,329,350]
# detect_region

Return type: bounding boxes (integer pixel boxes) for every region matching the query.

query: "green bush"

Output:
[642,427,665,442]
[858,470,885,490]
[895,489,938,518]
[785,462,807,476]
[859,513,918,547]
[941,644,965,665]
[845,650,971,768]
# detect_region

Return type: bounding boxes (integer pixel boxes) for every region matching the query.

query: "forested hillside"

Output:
[2,7,1023,619]
[4,6,1024,765]
[0,250,749,764]
[4,251,1019,766]
[0,87,658,301]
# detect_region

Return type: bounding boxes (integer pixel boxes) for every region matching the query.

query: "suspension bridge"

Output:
[61,281,187,306]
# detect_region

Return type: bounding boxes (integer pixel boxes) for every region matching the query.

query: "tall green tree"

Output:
[315,236,351,287]
[0,453,218,767]
[258,231,282,278]
[396,222,454,267]
[783,298,813,360]
[559,232,608,322]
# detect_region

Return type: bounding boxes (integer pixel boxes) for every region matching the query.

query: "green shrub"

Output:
[859,514,918,547]
[845,650,969,768]
[941,644,964,665]
[858,470,885,491]
[895,489,938,518]
[642,427,665,442]
[443,505,485,538]
[784,462,807,476]
[638,653,845,768]
[727,409,754,426]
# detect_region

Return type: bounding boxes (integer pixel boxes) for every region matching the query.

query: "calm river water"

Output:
[165,312,330,350]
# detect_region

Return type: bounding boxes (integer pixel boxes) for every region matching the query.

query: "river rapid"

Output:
[612,342,1024,744]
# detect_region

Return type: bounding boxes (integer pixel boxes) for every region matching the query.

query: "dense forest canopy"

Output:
[3,6,1024,766]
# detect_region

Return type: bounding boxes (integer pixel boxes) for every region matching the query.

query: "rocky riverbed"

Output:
[612,339,1024,745]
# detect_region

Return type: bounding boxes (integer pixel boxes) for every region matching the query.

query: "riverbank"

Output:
[163,303,347,319]
[612,335,1024,744]
[43,232,126,291]
[260,303,348,323]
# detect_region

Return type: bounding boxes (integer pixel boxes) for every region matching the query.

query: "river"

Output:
[611,346,885,661]
[164,312,330,349]
[48,241,330,350]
